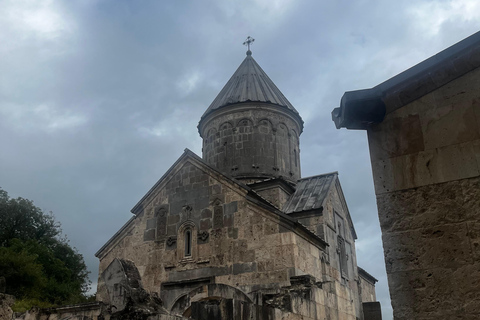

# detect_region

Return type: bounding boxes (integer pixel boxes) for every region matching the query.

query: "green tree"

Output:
[0,188,90,310]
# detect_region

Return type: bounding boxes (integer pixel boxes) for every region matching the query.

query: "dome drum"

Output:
[199,102,302,183]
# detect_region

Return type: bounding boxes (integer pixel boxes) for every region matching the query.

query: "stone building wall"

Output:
[198,102,302,183]
[286,179,363,319]
[253,183,293,210]
[358,271,377,303]
[322,180,361,318]
[366,66,480,319]
[95,159,310,304]
[95,155,364,319]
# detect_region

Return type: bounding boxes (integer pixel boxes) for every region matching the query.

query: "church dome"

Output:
[200,51,301,121]
[198,47,303,184]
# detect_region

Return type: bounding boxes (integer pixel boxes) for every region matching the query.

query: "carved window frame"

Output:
[335,212,349,280]
[184,228,192,257]
[178,221,197,262]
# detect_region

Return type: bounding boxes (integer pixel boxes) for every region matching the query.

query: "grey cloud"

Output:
[1,1,479,319]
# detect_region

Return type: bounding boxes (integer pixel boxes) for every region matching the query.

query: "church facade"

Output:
[94,46,379,319]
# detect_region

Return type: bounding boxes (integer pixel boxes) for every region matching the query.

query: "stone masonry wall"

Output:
[359,277,376,303]
[96,156,364,319]
[255,185,292,210]
[377,177,480,319]
[97,159,331,313]
[367,66,480,319]
[293,182,363,319]
[323,182,361,318]
[199,103,302,183]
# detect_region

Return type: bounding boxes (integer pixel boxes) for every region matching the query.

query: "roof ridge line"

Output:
[298,171,338,180]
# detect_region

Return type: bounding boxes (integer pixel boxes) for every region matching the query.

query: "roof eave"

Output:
[358,266,379,284]
[332,30,480,130]
[332,89,386,130]
[130,148,251,215]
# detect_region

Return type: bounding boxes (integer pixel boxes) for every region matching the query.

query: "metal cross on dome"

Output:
[243,36,255,52]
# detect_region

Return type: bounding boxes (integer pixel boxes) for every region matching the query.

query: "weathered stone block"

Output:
[0,293,14,320]
[224,213,234,228]
[211,184,222,195]
[146,218,156,230]
[195,196,210,210]
[372,140,480,194]
[377,177,480,233]
[257,260,274,272]
[239,249,255,263]
[368,114,425,160]
[467,222,480,260]
[452,263,480,306]
[227,227,238,239]
[420,100,479,150]
[387,268,461,316]
[167,225,177,236]
[210,194,225,204]
[201,208,212,218]
[233,262,257,275]
[213,206,224,229]
[144,229,156,241]
[167,215,180,225]
[225,201,238,214]
[264,223,278,235]
[200,218,212,230]
[383,224,472,273]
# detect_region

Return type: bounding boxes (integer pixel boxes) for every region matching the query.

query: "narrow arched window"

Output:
[294,149,297,167]
[185,229,192,257]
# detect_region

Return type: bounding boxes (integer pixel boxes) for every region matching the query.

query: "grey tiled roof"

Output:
[201,52,299,119]
[283,172,337,214]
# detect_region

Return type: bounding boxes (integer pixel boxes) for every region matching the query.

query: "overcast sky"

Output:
[1,1,480,319]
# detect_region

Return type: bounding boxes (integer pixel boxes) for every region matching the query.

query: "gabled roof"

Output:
[283,172,358,240]
[96,149,329,258]
[332,30,480,130]
[127,149,328,247]
[200,52,300,120]
[283,172,337,214]
[130,148,249,214]
[358,266,378,284]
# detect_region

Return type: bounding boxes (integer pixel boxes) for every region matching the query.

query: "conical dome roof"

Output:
[201,51,300,120]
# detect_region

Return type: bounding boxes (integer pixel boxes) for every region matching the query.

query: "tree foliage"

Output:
[0,188,90,309]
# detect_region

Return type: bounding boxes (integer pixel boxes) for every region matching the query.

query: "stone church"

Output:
[90,44,379,320]
[13,43,371,320]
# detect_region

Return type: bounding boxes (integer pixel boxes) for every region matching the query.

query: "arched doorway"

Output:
[170,283,253,317]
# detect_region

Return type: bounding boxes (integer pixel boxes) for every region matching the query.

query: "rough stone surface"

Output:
[0,293,14,320]
[358,270,377,303]
[199,103,303,183]
[366,64,480,319]
[377,176,480,319]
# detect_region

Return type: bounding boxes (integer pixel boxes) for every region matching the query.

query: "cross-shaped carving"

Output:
[182,205,193,219]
